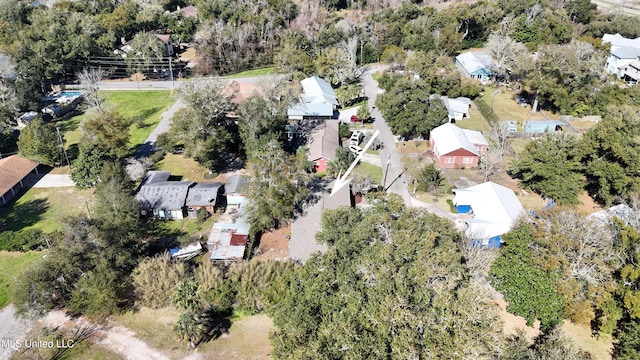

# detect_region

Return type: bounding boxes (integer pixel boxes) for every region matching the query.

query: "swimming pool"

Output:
[523,120,567,133]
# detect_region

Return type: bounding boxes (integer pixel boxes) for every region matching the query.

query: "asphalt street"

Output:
[362,66,413,207]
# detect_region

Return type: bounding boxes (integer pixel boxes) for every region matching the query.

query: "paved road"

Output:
[362,66,413,207]
[95,75,286,91]
[593,0,640,16]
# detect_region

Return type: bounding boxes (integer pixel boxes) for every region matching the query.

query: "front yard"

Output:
[0,251,42,309]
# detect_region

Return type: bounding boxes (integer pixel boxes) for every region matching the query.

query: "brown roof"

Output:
[178,5,198,18]
[307,120,340,162]
[153,34,171,44]
[0,155,38,196]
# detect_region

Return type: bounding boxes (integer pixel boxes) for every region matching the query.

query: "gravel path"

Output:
[30,174,75,188]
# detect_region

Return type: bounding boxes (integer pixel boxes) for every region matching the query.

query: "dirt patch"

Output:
[495,297,541,341]
[198,314,273,360]
[561,320,612,360]
[576,190,602,215]
[254,225,290,260]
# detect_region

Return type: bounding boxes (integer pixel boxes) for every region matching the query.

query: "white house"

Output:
[436,95,472,122]
[288,76,338,120]
[452,182,524,247]
[602,33,640,52]
[605,47,640,77]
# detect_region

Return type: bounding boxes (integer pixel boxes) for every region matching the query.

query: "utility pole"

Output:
[382,154,391,188]
[56,127,71,169]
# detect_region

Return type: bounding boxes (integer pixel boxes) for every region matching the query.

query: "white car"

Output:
[349,145,363,155]
[350,130,364,144]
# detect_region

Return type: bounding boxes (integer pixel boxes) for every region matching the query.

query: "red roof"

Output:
[230,233,248,246]
[0,155,38,196]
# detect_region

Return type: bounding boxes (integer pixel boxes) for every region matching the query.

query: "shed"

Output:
[225,174,249,205]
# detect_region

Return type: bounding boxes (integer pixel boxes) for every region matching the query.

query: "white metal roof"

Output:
[602,33,640,51]
[300,76,339,106]
[453,182,524,239]
[430,123,487,156]
[612,47,640,59]
[455,51,494,74]
[287,102,334,117]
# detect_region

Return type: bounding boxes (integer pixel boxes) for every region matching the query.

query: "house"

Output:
[588,204,634,227]
[307,120,340,173]
[225,174,249,205]
[602,33,640,52]
[17,112,40,127]
[174,5,198,18]
[0,155,39,206]
[452,182,524,247]
[434,95,471,122]
[115,34,175,58]
[185,182,224,219]
[605,47,640,77]
[135,171,193,219]
[208,196,250,263]
[287,76,338,120]
[429,123,488,169]
[455,51,494,82]
[623,60,640,84]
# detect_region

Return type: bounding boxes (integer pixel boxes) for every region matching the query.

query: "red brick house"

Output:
[307,120,340,173]
[429,123,488,169]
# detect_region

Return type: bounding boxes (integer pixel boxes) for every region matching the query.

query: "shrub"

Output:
[475,98,499,123]
[0,229,45,251]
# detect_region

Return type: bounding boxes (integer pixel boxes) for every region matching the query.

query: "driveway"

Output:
[135,97,186,157]
[361,66,412,207]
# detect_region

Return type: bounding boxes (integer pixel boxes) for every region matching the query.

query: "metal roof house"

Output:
[453,182,524,247]
[208,196,250,263]
[185,182,224,219]
[307,120,340,173]
[588,204,635,227]
[605,47,640,78]
[455,51,494,83]
[225,174,249,205]
[433,95,472,122]
[0,155,39,206]
[287,76,338,120]
[602,33,640,52]
[429,123,488,169]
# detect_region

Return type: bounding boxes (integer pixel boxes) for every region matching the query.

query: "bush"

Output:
[475,98,499,123]
[338,123,351,139]
[0,229,45,251]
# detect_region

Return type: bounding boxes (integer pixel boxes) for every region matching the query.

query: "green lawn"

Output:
[477,87,559,127]
[353,162,383,184]
[0,187,95,233]
[153,153,212,182]
[227,67,275,78]
[0,251,42,309]
[57,91,175,156]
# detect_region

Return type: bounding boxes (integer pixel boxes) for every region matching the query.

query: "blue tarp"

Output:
[169,247,180,256]
[456,205,472,214]
[488,236,502,248]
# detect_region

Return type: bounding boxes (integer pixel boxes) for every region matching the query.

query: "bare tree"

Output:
[77,67,106,113]
[486,33,527,82]
[0,79,18,125]
[483,121,512,181]
[125,157,154,182]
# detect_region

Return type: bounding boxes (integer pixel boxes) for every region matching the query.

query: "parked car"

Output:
[350,130,364,144]
[349,145,363,155]
[350,115,361,122]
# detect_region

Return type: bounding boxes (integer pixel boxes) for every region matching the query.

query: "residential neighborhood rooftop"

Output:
[185,182,223,207]
[307,120,340,162]
[135,181,194,210]
[430,123,487,156]
[455,51,494,75]
[0,155,39,204]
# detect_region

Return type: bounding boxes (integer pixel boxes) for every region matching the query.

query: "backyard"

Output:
[56,90,175,157]
[0,251,42,309]
[477,87,560,129]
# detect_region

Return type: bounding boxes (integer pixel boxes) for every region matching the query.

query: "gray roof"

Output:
[612,47,640,59]
[307,121,340,161]
[186,182,223,206]
[136,181,193,210]
[225,174,249,195]
[142,171,171,185]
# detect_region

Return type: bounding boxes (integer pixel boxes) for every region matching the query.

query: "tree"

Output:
[483,121,512,181]
[272,200,505,358]
[614,318,640,360]
[486,33,527,82]
[125,31,165,76]
[380,45,406,72]
[356,104,371,122]
[416,163,443,192]
[71,144,113,189]
[565,0,597,24]
[510,133,584,204]
[490,223,565,332]
[76,67,105,113]
[174,310,207,349]
[246,141,311,233]
[161,78,237,169]
[82,111,132,158]
[0,78,18,125]
[18,118,59,165]
[328,147,354,177]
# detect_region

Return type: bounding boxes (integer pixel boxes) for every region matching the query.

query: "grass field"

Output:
[227,67,274,78]
[0,187,94,233]
[353,162,382,184]
[57,91,174,155]
[0,251,42,309]
[478,87,559,127]
[154,153,213,182]
[458,105,493,132]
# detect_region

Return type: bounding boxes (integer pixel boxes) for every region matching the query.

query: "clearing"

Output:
[254,225,290,260]
[56,90,174,156]
[0,187,94,233]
